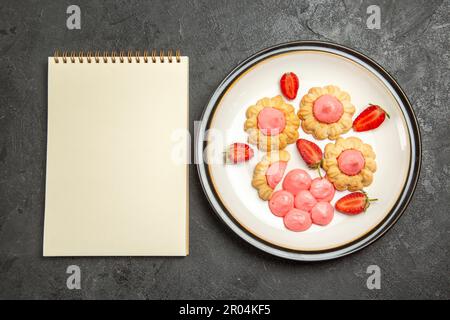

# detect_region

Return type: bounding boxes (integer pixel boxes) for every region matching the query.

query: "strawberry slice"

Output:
[353,104,390,132]
[335,192,378,215]
[296,139,323,169]
[225,143,254,164]
[280,72,299,100]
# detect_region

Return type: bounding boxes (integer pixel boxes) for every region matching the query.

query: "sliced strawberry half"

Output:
[335,192,378,215]
[280,72,299,100]
[225,143,254,164]
[296,139,323,169]
[353,104,390,132]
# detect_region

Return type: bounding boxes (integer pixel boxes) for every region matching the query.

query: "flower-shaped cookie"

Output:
[245,96,300,151]
[298,85,355,140]
[252,150,290,200]
[322,137,376,191]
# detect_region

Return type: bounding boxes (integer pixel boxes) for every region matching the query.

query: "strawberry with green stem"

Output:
[335,191,378,215]
[296,138,324,177]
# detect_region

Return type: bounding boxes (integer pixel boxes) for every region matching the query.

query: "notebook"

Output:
[43,50,189,256]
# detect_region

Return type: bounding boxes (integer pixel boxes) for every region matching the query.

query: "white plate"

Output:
[197,41,421,261]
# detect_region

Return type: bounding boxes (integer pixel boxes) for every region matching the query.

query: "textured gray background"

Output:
[0,0,449,299]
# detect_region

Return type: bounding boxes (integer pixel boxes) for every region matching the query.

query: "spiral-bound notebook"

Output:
[43,50,189,256]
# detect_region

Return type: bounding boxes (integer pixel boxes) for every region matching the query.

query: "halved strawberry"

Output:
[225,143,254,164]
[280,72,299,100]
[353,104,390,132]
[335,192,378,215]
[296,139,323,169]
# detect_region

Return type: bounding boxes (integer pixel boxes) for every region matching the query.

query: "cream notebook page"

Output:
[44,53,189,256]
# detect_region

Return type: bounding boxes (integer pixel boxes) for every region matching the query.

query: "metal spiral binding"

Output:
[53,49,181,63]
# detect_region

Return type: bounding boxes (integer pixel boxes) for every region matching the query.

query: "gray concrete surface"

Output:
[0,0,449,299]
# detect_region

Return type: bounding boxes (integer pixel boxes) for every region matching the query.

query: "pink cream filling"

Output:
[257,107,286,136]
[313,94,344,124]
[294,190,317,212]
[309,178,335,202]
[282,169,312,196]
[266,161,287,189]
[269,190,294,217]
[338,149,365,176]
[311,202,334,226]
[283,209,312,232]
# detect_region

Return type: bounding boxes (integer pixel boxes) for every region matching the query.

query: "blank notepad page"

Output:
[44,53,189,256]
